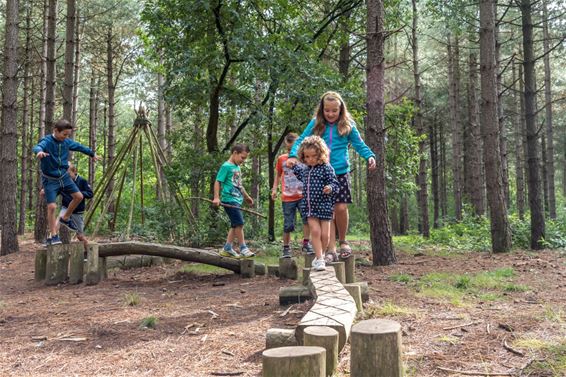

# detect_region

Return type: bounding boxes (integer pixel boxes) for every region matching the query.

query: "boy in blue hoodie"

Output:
[33,119,100,245]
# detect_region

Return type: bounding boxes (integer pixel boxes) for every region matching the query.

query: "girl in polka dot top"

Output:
[292,136,339,271]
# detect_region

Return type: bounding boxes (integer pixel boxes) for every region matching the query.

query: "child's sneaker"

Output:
[43,237,52,246]
[50,235,62,245]
[240,246,255,258]
[282,246,292,258]
[220,247,240,258]
[312,257,326,271]
[59,217,78,232]
[302,242,314,255]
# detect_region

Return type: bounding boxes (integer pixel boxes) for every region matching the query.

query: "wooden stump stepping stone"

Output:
[262,346,326,377]
[296,267,358,351]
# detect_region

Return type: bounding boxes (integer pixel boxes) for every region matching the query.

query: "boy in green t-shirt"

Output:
[213,144,255,258]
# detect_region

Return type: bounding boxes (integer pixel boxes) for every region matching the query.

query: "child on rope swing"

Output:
[291,136,339,271]
[213,143,255,258]
[33,119,101,245]
[271,132,314,258]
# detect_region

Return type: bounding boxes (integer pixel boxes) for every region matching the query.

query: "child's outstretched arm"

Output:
[271,170,281,200]
[241,187,254,206]
[349,124,376,170]
[68,139,101,161]
[212,181,221,206]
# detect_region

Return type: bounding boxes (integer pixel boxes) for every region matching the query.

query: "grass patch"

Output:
[364,301,417,318]
[140,316,158,329]
[388,273,413,283]
[522,340,566,376]
[436,335,460,345]
[180,263,232,275]
[544,305,565,323]
[123,292,141,306]
[503,283,529,292]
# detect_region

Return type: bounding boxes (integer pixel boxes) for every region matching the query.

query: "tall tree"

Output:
[542,0,556,219]
[479,0,511,252]
[412,0,429,237]
[1,0,20,255]
[513,61,525,219]
[367,0,394,265]
[519,0,545,249]
[63,0,76,121]
[448,33,463,221]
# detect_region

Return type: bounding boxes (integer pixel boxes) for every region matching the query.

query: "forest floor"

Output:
[0,235,565,377]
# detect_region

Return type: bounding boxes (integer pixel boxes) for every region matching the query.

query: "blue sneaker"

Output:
[50,235,62,245]
[59,217,78,232]
[43,237,52,246]
[302,242,314,255]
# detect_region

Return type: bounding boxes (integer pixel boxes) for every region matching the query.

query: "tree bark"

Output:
[366,0,395,266]
[448,33,463,221]
[412,0,429,237]
[513,61,525,219]
[520,0,545,249]
[1,0,20,255]
[106,28,116,230]
[88,68,98,186]
[430,120,440,228]
[71,7,81,129]
[479,0,511,252]
[542,0,556,219]
[63,0,75,122]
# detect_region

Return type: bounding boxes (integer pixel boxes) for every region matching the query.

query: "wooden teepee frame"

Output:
[85,104,193,238]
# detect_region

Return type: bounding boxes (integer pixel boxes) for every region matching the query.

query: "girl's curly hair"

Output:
[297,135,330,165]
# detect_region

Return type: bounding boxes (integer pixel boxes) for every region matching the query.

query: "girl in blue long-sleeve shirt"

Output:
[292,136,339,271]
[288,91,376,262]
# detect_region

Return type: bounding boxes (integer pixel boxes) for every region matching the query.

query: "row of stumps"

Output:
[34,243,106,285]
[263,319,402,377]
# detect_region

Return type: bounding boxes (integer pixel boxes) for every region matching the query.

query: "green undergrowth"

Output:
[140,316,158,329]
[514,338,566,376]
[389,267,530,305]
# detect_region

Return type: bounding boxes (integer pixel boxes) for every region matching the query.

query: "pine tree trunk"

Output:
[71,8,81,129]
[542,0,556,219]
[440,121,448,219]
[106,29,116,231]
[430,120,440,228]
[541,135,549,213]
[466,36,485,217]
[513,61,525,219]
[399,195,409,235]
[19,1,33,235]
[63,0,75,122]
[1,0,20,255]
[479,0,511,252]
[88,69,98,186]
[448,34,463,221]
[520,0,545,249]
[412,0,429,237]
[157,67,167,200]
[367,0,395,266]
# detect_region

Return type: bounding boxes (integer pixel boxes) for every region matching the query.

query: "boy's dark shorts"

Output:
[42,173,79,204]
[282,199,307,233]
[222,202,244,228]
[335,173,353,204]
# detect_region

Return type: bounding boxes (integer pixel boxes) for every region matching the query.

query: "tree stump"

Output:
[68,243,84,284]
[279,257,298,280]
[344,283,363,312]
[327,261,345,284]
[84,243,100,285]
[240,259,255,278]
[268,265,279,277]
[350,281,369,302]
[302,268,311,287]
[304,253,315,268]
[350,319,402,377]
[279,286,312,305]
[255,263,267,275]
[303,326,339,377]
[266,328,298,349]
[45,244,70,285]
[262,346,326,377]
[340,254,355,283]
[34,248,47,282]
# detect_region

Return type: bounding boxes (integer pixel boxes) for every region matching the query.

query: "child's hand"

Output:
[212,198,220,207]
[367,157,377,171]
[36,151,49,159]
[39,189,45,198]
[286,157,298,168]
[323,185,332,194]
[92,155,102,162]
[245,196,254,206]
[271,189,277,201]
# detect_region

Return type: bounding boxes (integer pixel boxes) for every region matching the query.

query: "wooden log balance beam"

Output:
[98,241,266,275]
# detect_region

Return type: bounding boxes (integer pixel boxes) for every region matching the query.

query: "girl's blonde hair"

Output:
[297,136,330,165]
[312,91,353,137]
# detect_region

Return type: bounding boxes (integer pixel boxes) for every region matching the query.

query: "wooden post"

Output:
[304,253,315,268]
[34,248,47,281]
[240,259,255,278]
[45,245,70,286]
[99,257,108,280]
[344,283,363,312]
[279,257,298,280]
[255,263,267,275]
[350,281,369,302]
[327,261,345,284]
[302,268,311,286]
[84,243,100,285]
[350,319,403,377]
[303,326,339,377]
[266,328,298,349]
[340,254,355,283]
[279,286,312,305]
[68,243,84,284]
[263,346,326,377]
[267,265,279,277]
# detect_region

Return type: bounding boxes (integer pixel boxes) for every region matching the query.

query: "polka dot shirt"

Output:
[292,163,340,220]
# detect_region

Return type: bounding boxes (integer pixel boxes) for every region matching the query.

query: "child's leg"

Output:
[234,225,245,247]
[320,220,331,253]
[226,227,235,245]
[307,218,322,259]
[334,203,349,243]
[61,191,84,220]
[47,202,57,235]
[282,201,296,247]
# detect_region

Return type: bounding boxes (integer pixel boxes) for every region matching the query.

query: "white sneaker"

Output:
[312,258,326,271]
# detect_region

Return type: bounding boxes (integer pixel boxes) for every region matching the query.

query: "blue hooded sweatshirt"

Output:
[289,119,375,175]
[33,135,95,178]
